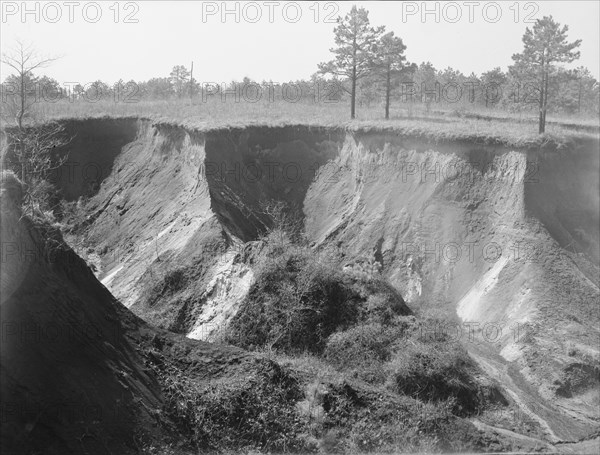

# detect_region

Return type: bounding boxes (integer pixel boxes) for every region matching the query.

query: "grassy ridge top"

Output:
[9,99,600,150]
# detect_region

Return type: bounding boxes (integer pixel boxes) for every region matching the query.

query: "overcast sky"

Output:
[1,1,599,85]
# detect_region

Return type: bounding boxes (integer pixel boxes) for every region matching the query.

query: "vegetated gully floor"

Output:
[57,118,599,444]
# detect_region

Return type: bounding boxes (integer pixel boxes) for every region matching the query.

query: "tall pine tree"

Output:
[372,31,409,119]
[511,16,581,133]
[318,6,383,119]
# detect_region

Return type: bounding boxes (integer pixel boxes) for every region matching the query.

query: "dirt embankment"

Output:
[56,121,345,332]
[0,171,285,454]
[48,118,599,445]
[1,170,161,453]
[304,132,599,441]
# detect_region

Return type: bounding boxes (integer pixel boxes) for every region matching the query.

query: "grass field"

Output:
[2,97,599,149]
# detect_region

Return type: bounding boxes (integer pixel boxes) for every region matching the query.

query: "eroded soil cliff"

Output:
[24,118,600,448]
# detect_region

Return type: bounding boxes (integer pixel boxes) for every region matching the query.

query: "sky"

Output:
[1,1,599,85]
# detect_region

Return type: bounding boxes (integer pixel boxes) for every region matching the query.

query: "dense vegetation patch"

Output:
[157,360,309,452]
[223,229,500,422]
[224,230,410,353]
[140,217,510,453]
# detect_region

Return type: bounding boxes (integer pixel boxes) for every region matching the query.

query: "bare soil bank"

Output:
[8,117,599,449]
[0,171,315,454]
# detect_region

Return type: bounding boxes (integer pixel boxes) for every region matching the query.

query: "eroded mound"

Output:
[6,118,600,449]
[1,171,164,453]
[0,172,297,453]
[1,170,533,454]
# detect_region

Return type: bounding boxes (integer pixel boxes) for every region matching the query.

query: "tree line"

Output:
[316,6,592,133]
[0,7,597,220]
[1,7,598,132]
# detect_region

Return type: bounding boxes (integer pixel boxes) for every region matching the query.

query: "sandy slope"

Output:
[51,118,600,447]
[0,171,264,454]
[303,132,599,442]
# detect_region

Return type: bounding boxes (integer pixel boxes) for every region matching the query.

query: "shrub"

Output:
[324,323,391,383]
[226,230,411,354]
[226,241,363,353]
[365,289,410,324]
[385,340,480,415]
[157,359,313,453]
[324,319,415,383]
[319,381,487,453]
[326,324,391,364]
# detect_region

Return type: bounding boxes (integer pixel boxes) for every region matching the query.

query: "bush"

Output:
[324,324,390,383]
[158,359,312,453]
[226,240,363,353]
[385,340,480,415]
[365,291,410,325]
[319,381,487,453]
[324,319,415,383]
[226,231,411,354]
[326,324,391,364]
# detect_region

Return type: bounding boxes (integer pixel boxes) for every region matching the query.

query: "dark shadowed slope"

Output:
[0,171,259,454]
[1,170,165,453]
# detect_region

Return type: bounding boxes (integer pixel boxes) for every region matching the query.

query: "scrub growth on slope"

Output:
[5,117,599,452]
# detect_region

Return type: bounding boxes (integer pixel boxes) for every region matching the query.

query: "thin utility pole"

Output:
[190,61,194,105]
[578,76,582,115]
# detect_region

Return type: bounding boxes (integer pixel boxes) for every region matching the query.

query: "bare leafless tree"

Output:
[1,40,58,129]
[259,199,304,242]
[1,41,69,215]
